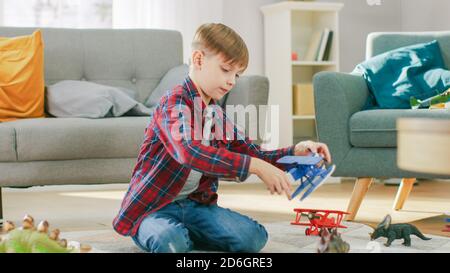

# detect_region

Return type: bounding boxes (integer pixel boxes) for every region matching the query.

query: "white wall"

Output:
[0,0,3,25]
[401,0,450,31]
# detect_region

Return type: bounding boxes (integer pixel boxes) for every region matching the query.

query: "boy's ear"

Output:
[192,50,204,69]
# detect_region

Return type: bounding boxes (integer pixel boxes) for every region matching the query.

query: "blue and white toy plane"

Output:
[276,155,336,201]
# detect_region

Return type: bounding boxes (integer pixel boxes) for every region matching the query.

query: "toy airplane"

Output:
[276,155,335,201]
[291,208,349,236]
[410,89,450,109]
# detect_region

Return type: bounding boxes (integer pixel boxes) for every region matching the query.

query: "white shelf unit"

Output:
[262,1,343,148]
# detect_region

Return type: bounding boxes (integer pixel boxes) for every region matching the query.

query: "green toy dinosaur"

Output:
[0,215,90,253]
[0,229,74,253]
[369,215,431,247]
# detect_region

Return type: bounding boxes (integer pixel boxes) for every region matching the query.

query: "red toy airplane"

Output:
[291,208,350,236]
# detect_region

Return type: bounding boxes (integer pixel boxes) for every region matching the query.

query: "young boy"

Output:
[113,23,331,253]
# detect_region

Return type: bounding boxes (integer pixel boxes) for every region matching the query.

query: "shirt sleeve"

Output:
[221,111,295,170]
[154,93,251,181]
[227,126,295,170]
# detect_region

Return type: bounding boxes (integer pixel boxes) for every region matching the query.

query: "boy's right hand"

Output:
[249,157,293,200]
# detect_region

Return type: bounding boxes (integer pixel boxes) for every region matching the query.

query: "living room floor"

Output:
[2,179,449,238]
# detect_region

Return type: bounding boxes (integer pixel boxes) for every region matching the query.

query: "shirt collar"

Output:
[183,76,218,108]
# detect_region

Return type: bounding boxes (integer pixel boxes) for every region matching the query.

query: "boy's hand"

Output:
[249,158,293,200]
[294,140,332,163]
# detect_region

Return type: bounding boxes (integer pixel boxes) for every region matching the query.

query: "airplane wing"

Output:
[276,156,322,165]
[293,208,349,215]
[293,208,319,214]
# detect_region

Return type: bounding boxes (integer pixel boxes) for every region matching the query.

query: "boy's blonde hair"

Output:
[192,23,249,72]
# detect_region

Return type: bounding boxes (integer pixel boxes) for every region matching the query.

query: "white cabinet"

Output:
[261,1,343,148]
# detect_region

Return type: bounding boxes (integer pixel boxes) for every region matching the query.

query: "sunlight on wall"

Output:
[1,0,112,28]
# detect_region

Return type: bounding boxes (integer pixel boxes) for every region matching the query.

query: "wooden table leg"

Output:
[345,178,374,221]
[393,178,416,211]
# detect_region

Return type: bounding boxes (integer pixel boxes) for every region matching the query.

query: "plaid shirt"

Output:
[113,77,295,236]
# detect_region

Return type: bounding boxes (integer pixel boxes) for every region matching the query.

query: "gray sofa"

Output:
[314,31,450,220]
[0,27,269,222]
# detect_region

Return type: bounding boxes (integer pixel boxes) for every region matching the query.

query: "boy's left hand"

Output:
[294,140,331,163]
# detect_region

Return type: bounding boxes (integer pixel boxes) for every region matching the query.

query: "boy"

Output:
[113,23,331,253]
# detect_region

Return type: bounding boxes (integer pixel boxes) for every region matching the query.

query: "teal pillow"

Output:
[356,40,450,109]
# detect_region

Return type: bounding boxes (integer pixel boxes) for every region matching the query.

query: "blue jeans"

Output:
[131,199,268,253]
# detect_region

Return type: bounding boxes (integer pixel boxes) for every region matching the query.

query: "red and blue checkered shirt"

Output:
[113,77,295,236]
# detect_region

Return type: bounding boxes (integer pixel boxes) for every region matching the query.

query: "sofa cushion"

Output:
[350,109,450,148]
[5,117,150,162]
[0,125,17,161]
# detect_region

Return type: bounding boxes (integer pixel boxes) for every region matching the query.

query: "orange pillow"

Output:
[0,30,45,122]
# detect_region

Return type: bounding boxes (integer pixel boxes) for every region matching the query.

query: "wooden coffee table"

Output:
[395,118,450,212]
[397,118,450,175]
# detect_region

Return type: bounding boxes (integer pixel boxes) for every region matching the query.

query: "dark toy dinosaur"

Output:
[369,215,431,247]
[317,228,350,253]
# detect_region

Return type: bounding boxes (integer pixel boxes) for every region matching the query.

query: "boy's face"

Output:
[190,50,244,102]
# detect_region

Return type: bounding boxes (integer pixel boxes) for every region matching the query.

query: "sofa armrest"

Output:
[223,75,269,144]
[313,71,369,166]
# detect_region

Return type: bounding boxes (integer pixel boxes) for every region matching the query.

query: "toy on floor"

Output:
[291,208,349,236]
[410,89,450,109]
[276,154,335,201]
[317,228,350,253]
[369,215,431,247]
[0,214,91,253]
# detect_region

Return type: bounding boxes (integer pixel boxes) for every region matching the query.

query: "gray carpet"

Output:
[63,221,450,253]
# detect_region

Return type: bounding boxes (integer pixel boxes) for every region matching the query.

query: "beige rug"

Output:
[62,221,450,253]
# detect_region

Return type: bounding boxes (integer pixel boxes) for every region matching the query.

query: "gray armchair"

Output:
[313,31,450,221]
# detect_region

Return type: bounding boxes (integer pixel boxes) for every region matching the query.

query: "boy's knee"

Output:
[134,226,192,253]
[145,235,191,253]
[229,225,268,253]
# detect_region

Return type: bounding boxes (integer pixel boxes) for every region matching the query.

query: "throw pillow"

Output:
[46,80,152,118]
[355,40,450,109]
[0,30,45,122]
[144,64,189,108]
